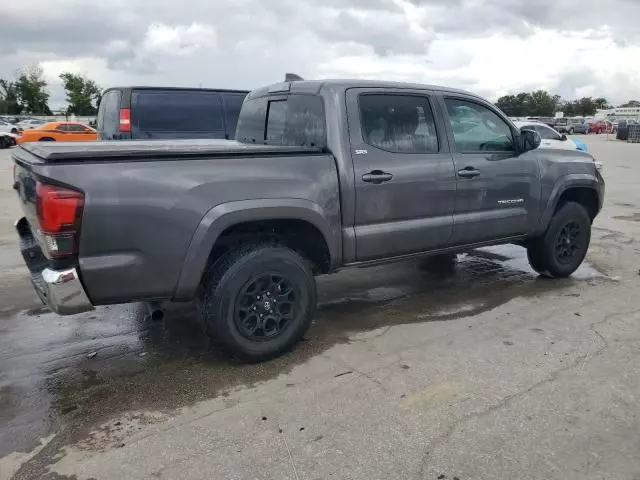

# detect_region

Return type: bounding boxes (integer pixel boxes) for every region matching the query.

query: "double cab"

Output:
[13,79,605,361]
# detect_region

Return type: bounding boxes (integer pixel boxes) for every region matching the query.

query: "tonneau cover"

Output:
[17,139,323,162]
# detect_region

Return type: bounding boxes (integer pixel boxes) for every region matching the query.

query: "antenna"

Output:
[285,73,304,82]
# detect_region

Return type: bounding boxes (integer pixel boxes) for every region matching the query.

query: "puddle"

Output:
[613,213,640,222]
[1,244,609,474]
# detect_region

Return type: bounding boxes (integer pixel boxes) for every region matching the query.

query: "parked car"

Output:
[536,117,556,128]
[0,120,20,134]
[555,118,588,134]
[16,119,46,130]
[589,120,612,134]
[0,132,17,148]
[96,87,249,140]
[15,121,97,144]
[13,79,604,361]
[512,121,588,152]
[616,119,638,140]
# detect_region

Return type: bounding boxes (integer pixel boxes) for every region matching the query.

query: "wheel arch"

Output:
[538,175,601,233]
[173,198,340,300]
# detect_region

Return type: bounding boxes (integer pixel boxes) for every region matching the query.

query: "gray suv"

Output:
[555,118,588,134]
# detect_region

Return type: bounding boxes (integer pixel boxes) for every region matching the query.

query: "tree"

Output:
[15,65,51,115]
[496,93,531,116]
[59,72,102,116]
[528,90,557,116]
[593,97,609,110]
[0,79,23,115]
[619,100,640,108]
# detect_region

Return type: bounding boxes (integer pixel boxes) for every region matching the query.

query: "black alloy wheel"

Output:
[555,221,581,265]
[234,273,300,341]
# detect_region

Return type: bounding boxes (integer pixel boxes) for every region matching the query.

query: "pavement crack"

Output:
[415,306,640,480]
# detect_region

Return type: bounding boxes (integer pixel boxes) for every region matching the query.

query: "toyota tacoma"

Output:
[13,79,605,361]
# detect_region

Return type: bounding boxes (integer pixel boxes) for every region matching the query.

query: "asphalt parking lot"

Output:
[1,135,640,480]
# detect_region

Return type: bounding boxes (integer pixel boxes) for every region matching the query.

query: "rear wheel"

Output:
[39,137,55,142]
[0,137,7,149]
[527,202,591,278]
[199,244,316,362]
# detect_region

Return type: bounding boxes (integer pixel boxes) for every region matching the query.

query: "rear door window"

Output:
[358,94,439,153]
[131,90,224,138]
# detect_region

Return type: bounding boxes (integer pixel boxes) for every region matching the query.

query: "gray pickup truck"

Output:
[13,79,605,361]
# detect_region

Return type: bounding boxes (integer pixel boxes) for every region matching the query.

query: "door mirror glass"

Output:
[520,129,541,152]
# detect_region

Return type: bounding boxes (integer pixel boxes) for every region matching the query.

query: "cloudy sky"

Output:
[3,0,640,109]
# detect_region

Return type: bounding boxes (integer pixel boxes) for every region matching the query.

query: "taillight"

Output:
[119,108,131,132]
[36,182,84,258]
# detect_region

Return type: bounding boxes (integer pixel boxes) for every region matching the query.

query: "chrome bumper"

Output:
[15,217,94,315]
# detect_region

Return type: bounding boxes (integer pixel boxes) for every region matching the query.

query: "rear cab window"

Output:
[236,94,326,147]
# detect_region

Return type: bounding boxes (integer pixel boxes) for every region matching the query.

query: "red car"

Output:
[589,120,612,134]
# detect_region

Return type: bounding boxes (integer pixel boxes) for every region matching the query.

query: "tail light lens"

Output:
[119,108,131,132]
[36,182,84,258]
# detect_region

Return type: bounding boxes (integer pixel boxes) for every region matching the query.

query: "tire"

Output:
[568,128,574,134]
[10,128,17,134]
[0,137,7,149]
[526,202,591,278]
[39,137,55,142]
[199,244,316,362]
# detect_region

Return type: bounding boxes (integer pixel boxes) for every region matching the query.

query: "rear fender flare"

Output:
[173,198,337,299]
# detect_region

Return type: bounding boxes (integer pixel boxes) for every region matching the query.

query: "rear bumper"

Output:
[15,217,94,315]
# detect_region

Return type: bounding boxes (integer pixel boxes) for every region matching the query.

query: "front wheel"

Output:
[527,202,591,278]
[568,128,574,134]
[199,244,316,362]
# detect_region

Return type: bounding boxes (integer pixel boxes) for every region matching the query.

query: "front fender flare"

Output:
[537,173,600,233]
[173,198,338,300]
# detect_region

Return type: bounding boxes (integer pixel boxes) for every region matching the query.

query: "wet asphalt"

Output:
[1,136,640,479]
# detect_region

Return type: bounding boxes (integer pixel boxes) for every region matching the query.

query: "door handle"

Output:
[457,167,480,178]
[362,170,393,184]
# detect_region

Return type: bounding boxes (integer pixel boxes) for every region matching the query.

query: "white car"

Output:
[514,120,601,170]
[0,131,17,148]
[512,121,579,151]
[0,120,19,135]
[15,119,45,130]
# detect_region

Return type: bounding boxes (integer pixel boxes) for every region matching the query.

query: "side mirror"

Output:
[520,129,541,152]
[560,134,567,141]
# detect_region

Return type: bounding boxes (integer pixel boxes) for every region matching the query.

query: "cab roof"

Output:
[247,79,483,101]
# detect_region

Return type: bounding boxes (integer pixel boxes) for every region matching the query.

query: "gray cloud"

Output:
[1,0,640,109]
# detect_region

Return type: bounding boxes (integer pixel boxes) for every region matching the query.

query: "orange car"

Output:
[16,121,97,144]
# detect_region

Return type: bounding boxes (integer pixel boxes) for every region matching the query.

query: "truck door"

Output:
[346,88,457,261]
[439,95,540,245]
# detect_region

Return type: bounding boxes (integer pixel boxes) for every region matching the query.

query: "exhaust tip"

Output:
[146,302,164,321]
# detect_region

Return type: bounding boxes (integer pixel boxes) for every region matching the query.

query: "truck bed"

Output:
[14,139,323,163]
